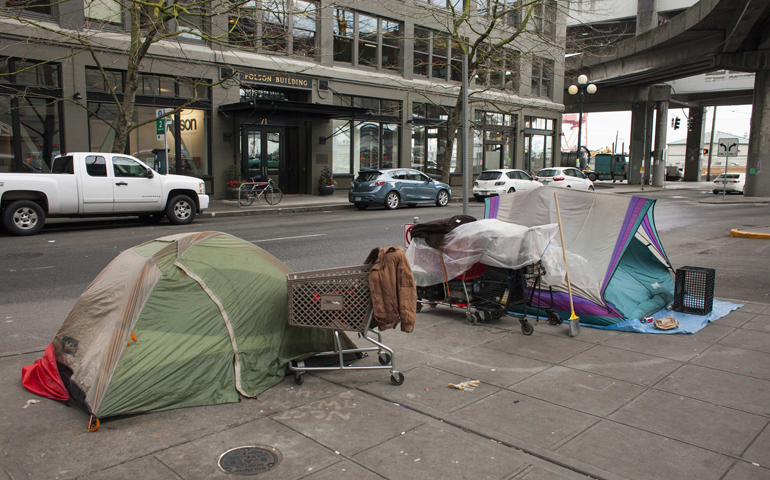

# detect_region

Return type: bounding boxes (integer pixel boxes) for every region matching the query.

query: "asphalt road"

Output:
[1,187,768,356]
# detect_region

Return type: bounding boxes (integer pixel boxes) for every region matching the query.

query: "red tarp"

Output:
[21,343,69,401]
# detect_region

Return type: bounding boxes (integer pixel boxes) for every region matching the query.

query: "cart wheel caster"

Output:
[391,372,405,385]
[476,311,491,323]
[520,321,534,336]
[416,302,423,313]
[378,353,392,365]
[547,310,562,326]
[429,302,438,308]
[466,312,477,324]
[294,372,304,385]
[491,310,504,320]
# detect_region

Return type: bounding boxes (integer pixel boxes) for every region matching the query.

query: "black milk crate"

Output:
[417,283,445,301]
[673,266,715,315]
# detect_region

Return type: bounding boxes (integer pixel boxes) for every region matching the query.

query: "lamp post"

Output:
[568,74,597,170]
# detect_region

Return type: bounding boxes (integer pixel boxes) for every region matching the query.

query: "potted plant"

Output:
[317,166,336,196]
[224,164,242,200]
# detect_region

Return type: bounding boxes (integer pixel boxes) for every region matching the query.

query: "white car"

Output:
[712,173,745,194]
[473,169,541,201]
[536,167,595,191]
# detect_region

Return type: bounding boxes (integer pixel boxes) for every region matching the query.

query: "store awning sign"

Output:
[238,70,312,90]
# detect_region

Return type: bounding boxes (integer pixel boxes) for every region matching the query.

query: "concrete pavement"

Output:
[2,301,769,480]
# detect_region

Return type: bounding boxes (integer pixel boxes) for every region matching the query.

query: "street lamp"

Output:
[569,74,597,170]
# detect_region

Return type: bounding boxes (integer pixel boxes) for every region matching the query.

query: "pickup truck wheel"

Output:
[2,200,45,236]
[166,195,196,225]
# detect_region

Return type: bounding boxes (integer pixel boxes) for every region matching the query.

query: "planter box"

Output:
[318,184,335,196]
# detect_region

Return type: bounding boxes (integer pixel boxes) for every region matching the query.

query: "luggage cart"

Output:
[286,265,404,386]
[471,262,562,335]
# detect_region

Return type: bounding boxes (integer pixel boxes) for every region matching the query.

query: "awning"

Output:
[219,99,371,119]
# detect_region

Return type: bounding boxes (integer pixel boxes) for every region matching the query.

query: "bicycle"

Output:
[238,177,283,206]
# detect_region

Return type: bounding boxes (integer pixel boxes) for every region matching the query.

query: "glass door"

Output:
[242,128,282,186]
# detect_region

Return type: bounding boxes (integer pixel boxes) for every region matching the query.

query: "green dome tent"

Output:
[47,232,341,419]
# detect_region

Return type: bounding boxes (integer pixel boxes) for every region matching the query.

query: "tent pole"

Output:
[554,192,580,337]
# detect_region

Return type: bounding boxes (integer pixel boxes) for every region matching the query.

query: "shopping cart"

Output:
[286,265,404,386]
[416,262,487,324]
[471,262,562,335]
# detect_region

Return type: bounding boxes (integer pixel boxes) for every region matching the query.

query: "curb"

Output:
[730,228,770,239]
[203,203,354,218]
[700,200,770,205]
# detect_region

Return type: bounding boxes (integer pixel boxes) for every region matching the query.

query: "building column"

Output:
[636,0,658,35]
[745,69,770,197]
[628,102,648,185]
[651,100,668,187]
[683,106,705,182]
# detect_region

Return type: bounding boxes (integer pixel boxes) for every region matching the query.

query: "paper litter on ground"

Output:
[448,380,480,391]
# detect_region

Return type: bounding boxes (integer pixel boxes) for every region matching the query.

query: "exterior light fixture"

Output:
[568,74,597,170]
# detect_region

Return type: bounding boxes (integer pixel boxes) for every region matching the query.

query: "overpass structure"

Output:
[565,0,770,196]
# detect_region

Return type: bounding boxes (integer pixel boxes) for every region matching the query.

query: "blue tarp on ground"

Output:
[569,299,742,334]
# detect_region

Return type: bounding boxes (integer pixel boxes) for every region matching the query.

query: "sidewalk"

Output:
[2,301,769,480]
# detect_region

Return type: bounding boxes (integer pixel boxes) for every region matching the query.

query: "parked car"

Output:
[536,167,595,191]
[473,169,541,201]
[349,168,452,210]
[0,152,208,236]
[712,173,745,194]
[666,165,684,181]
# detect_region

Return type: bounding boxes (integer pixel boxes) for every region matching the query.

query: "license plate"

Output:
[354,197,361,201]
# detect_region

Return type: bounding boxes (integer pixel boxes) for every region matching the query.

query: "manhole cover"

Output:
[218,446,281,476]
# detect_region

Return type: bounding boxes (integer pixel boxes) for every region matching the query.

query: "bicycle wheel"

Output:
[239,188,255,206]
[265,186,283,205]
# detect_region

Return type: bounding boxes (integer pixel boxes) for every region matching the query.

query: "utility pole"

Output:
[707,106,717,181]
[461,51,469,215]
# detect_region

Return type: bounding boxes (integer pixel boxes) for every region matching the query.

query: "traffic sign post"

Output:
[156,109,172,174]
[717,137,739,200]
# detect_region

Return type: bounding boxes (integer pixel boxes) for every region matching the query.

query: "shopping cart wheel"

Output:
[475,311,491,323]
[378,352,392,365]
[546,309,563,325]
[466,312,477,324]
[391,372,405,385]
[294,372,304,385]
[416,302,423,313]
[491,310,504,320]
[429,302,438,308]
[520,321,534,336]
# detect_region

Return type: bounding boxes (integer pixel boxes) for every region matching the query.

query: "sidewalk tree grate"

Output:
[217,446,281,476]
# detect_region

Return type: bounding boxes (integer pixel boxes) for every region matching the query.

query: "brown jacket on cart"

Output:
[365,246,417,333]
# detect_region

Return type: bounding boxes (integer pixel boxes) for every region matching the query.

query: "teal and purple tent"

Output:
[486,187,674,327]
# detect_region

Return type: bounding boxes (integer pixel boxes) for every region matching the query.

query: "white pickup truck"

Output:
[0,152,209,236]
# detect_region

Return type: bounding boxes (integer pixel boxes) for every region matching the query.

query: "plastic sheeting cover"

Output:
[406,219,573,286]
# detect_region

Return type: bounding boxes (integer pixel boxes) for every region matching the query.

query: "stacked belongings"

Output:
[406,216,570,334]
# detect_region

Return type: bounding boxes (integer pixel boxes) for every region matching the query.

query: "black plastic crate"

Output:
[673,266,715,315]
[417,284,445,301]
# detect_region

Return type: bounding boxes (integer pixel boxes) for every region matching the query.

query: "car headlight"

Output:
[494,181,505,186]
[199,182,205,194]
[474,181,479,186]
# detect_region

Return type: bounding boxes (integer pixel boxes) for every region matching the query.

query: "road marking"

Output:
[250,234,327,243]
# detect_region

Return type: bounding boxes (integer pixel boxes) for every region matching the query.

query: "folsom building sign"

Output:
[237,70,312,90]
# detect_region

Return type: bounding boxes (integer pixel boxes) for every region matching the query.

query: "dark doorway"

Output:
[242,126,300,194]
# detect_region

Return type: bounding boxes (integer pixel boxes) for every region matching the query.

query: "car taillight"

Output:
[374,180,386,186]
[553,177,565,181]
[534,176,539,181]
[731,180,739,183]
[494,181,505,186]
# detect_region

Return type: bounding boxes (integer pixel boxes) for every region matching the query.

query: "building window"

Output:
[473,110,517,172]
[333,10,402,71]
[0,58,62,173]
[412,29,465,82]
[411,102,458,177]
[523,116,555,173]
[229,0,317,57]
[532,0,557,38]
[86,70,212,179]
[84,0,122,24]
[477,47,519,91]
[531,57,554,99]
[413,28,430,76]
[6,0,51,15]
[176,0,206,39]
[332,95,401,174]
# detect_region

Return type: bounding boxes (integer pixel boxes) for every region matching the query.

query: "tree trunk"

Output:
[439,94,464,185]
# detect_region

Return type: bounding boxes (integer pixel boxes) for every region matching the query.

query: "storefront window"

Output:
[18,98,60,173]
[88,102,119,151]
[412,102,458,176]
[332,119,351,174]
[129,106,176,172]
[382,124,398,169]
[473,130,483,174]
[0,97,13,173]
[411,125,425,170]
[178,109,208,176]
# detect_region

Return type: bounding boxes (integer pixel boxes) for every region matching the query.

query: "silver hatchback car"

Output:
[349,168,452,210]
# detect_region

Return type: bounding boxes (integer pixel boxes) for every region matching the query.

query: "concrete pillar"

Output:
[643,102,654,184]
[636,0,658,35]
[683,106,705,182]
[745,69,770,197]
[628,102,647,185]
[652,100,668,187]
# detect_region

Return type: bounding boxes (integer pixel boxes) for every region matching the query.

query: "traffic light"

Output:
[672,117,681,130]
[703,149,709,155]
[687,117,694,131]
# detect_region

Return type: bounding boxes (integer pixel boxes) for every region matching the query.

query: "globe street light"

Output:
[569,74,597,170]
